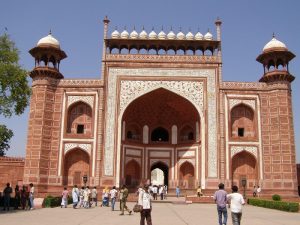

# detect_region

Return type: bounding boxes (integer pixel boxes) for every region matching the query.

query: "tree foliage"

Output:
[0,33,31,117]
[0,125,13,156]
[0,33,31,155]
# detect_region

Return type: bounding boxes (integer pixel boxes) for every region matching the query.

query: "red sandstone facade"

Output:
[0,157,24,191]
[22,17,298,197]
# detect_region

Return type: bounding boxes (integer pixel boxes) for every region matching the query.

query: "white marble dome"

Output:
[263,37,287,52]
[167,30,176,40]
[111,29,120,39]
[195,32,204,40]
[177,31,185,40]
[149,30,157,39]
[139,29,148,39]
[37,33,60,49]
[158,30,166,40]
[186,31,194,40]
[204,31,213,40]
[130,29,139,39]
[120,29,129,39]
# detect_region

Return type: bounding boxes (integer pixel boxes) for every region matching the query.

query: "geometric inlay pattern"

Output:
[230,145,257,158]
[64,143,92,155]
[67,96,94,108]
[229,99,256,110]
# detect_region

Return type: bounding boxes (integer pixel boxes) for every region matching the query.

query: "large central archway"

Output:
[151,162,169,186]
[120,88,201,189]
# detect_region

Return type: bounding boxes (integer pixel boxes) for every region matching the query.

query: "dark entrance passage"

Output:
[150,162,169,186]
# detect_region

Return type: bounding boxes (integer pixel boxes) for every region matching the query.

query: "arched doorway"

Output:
[151,162,169,186]
[179,161,195,189]
[232,151,258,188]
[64,148,90,186]
[124,160,141,187]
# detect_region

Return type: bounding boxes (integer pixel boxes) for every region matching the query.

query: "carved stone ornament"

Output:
[64,143,92,155]
[229,99,256,110]
[230,146,257,158]
[104,68,217,177]
[67,96,94,108]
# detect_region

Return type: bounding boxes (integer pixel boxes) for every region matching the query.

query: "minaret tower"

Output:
[29,31,67,79]
[256,34,295,83]
[256,35,298,196]
[24,32,67,194]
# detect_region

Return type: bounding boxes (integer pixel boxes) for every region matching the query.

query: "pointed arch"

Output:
[179,161,195,189]
[124,159,141,187]
[63,148,90,186]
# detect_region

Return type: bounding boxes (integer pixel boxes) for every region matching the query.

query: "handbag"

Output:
[133,204,143,213]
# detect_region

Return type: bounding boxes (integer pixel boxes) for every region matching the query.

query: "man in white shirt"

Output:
[138,184,152,225]
[152,185,158,200]
[227,185,245,225]
[109,186,118,211]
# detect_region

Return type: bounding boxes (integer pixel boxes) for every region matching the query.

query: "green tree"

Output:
[0,33,31,155]
[0,125,13,156]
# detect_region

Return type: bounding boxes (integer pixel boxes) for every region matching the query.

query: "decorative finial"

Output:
[115,26,118,30]
[49,29,52,35]
[272,32,275,38]
[152,26,154,30]
[170,26,173,31]
[142,25,145,30]
[103,15,110,24]
[124,26,127,30]
[197,27,200,32]
[179,27,182,31]
[189,27,191,32]
[133,25,136,30]
[161,25,164,30]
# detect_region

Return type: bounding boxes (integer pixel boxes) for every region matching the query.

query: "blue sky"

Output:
[0,0,299,162]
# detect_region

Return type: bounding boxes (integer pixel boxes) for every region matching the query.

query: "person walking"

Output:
[159,185,164,200]
[91,187,98,207]
[213,183,228,225]
[197,185,203,197]
[72,185,79,209]
[29,183,35,210]
[257,186,261,197]
[138,184,153,225]
[152,185,158,200]
[61,187,69,208]
[3,183,12,211]
[119,185,132,215]
[14,185,21,209]
[227,185,245,225]
[20,185,27,210]
[252,186,257,197]
[78,187,84,208]
[109,186,118,211]
[175,186,180,198]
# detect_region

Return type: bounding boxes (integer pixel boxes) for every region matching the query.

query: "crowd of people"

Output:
[2,181,249,225]
[1,182,35,211]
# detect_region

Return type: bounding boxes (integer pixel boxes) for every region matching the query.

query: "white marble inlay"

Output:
[64,143,91,155]
[126,149,141,157]
[105,68,217,178]
[178,151,195,158]
[230,146,257,158]
[67,95,94,108]
[229,99,256,110]
[150,151,170,158]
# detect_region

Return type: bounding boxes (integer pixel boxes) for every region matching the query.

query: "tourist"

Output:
[78,187,84,207]
[257,186,261,197]
[138,184,153,225]
[29,183,35,210]
[61,187,69,208]
[3,183,12,211]
[72,185,79,209]
[213,183,228,225]
[83,186,91,208]
[159,185,164,200]
[152,185,158,200]
[109,186,118,211]
[91,186,98,206]
[197,185,203,197]
[119,185,132,215]
[20,185,28,210]
[253,186,257,197]
[164,185,168,199]
[227,185,245,225]
[14,185,21,209]
[101,186,109,207]
[176,186,180,198]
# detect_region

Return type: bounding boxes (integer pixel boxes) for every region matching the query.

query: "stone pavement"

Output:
[1,201,299,225]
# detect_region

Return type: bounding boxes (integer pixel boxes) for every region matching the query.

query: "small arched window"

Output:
[151,127,169,142]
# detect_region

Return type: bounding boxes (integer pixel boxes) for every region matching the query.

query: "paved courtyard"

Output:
[1,201,299,225]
